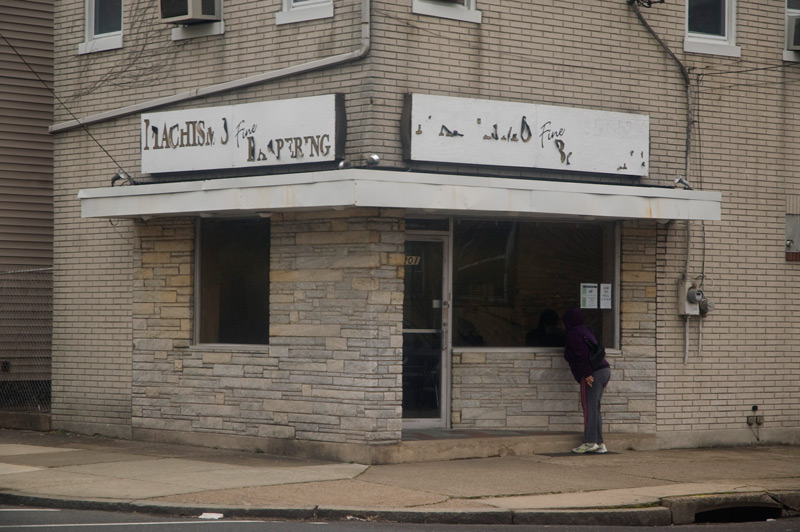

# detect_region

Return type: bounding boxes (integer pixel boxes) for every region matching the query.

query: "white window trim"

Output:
[684,0,741,58]
[78,33,122,54]
[276,0,334,25]
[786,7,800,61]
[412,0,482,24]
[783,50,800,61]
[78,0,123,55]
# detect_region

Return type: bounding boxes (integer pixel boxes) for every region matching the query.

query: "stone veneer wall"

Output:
[451,221,658,436]
[130,208,406,447]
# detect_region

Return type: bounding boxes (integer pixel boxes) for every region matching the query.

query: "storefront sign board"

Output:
[141,94,344,174]
[403,94,649,176]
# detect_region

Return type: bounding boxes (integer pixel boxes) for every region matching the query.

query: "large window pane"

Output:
[199,218,269,345]
[452,220,613,348]
[94,0,122,35]
[688,0,726,36]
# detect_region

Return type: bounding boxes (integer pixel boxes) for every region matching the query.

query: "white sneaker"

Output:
[594,443,608,454]
[572,442,600,454]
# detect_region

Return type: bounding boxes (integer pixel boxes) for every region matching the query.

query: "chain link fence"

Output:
[0,268,52,412]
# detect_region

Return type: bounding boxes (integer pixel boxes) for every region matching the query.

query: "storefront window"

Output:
[198,218,269,345]
[452,219,614,348]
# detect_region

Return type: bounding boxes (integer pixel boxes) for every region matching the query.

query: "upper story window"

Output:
[78,0,123,54]
[787,0,800,60]
[684,0,741,58]
[412,0,482,24]
[276,0,334,25]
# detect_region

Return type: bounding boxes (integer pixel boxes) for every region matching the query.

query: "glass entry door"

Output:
[402,238,449,428]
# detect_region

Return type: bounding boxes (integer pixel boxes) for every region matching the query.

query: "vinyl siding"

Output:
[0,0,53,271]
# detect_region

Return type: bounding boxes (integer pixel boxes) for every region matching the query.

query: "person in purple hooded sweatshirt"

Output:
[562,308,611,454]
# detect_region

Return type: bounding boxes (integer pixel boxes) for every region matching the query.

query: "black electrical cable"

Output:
[628,0,690,86]
[629,0,665,7]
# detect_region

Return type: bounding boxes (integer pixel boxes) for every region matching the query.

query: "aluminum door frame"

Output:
[402,233,451,430]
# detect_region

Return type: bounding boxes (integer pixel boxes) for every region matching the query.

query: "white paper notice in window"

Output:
[581,283,599,309]
[600,283,612,309]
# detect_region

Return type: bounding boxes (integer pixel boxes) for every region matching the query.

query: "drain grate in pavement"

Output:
[695,505,782,523]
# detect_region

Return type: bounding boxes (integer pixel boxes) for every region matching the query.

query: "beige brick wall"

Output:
[51,123,137,437]
[51,0,800,447]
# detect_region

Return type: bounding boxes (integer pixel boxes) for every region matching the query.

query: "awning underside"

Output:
[78,169,722,222]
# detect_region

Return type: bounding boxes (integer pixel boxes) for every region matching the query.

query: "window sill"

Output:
[276,3,334,25]
[78,33,122,55]
[412,0,482,24]
[171,21,225,41]
[453,346,562,353]
[683,37,741,58]
[189,343,269,352]
[784,50,800,62]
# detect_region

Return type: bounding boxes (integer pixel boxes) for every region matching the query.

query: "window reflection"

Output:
[688,0,726,37]
[452,220,612,347]
[199,218,269,345]
[95,0,122,35]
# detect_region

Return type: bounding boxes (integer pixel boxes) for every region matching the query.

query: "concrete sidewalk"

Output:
[0,429,798,526]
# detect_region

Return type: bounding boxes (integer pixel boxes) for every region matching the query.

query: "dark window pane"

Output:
[688,0,726,36]
[95,0,122,35]
[405,218,449,232]
[200,218,269,345]
[790,0,800,10]
[791,16,800,48]
[452,220,611,348]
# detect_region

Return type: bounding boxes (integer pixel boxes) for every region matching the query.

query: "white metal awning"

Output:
[78,169,722,221]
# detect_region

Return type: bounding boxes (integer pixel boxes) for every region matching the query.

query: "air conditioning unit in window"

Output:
[160,0,221,24]
[788,14,800,51]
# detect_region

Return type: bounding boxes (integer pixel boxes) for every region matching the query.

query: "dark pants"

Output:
[581,366,611,444]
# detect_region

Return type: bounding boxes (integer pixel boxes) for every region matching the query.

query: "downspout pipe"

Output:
[628,1,692,181]
[629,1,696,361]
[51,0,371,134]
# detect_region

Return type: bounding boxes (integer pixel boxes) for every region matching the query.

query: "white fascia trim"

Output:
[78,33,122,54]
[276,2,334,25]
[412,0,482,24]
[78,169,722,222]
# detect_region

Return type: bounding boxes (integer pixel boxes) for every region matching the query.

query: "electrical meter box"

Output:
[678,280,701,316]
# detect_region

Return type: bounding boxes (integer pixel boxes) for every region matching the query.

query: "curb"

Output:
[317,508,515,525]
[513,507,672,527]
[0,491,668,526]
[2,490,799,526]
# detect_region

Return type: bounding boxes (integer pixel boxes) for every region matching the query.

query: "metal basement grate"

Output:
[694,505,783,523]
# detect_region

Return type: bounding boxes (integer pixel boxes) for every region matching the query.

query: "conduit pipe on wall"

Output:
[50,0,372,134]
[629,1,697,363]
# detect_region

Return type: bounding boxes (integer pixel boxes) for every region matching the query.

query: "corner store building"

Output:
[51,0,799,462]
